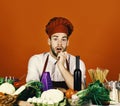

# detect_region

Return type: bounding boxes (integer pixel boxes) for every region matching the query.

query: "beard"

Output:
[50,45,67,57]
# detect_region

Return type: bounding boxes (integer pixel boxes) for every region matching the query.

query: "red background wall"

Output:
[0,0,120,84]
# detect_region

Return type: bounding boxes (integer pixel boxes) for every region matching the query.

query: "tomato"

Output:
[13,81,25,88]
[65,88,77,99]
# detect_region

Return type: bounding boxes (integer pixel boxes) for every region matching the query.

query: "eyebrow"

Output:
[52,35,58,38]
[62,36,68,38]
[52,35,68,39]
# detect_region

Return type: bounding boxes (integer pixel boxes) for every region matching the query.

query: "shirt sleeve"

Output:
[80,59,86,81]
[26,55,40,82]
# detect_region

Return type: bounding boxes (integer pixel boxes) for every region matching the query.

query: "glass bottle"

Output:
[74,56,82,91]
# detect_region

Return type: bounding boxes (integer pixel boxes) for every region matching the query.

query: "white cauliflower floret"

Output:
[27,89,64,105]
[0,82,15,94]
[41,89,64,103]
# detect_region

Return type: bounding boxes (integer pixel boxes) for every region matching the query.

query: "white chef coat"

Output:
[26,52,86,83]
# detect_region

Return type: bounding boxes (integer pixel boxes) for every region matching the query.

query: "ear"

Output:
[67,40,69,46]
[48,38,50,45]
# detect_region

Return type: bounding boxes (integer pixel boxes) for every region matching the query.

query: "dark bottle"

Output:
[74,56,82,91]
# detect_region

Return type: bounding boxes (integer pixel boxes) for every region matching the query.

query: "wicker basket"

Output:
[0,92,17,106]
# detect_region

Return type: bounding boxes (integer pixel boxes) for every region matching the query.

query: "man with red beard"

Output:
[26,17,86,91]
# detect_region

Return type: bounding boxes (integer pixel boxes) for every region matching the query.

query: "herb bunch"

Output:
[77,80,111,105]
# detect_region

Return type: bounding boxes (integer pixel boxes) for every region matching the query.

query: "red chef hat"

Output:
[45,17,73,38]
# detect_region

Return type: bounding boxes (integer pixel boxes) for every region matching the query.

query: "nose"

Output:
[57,40,62,46]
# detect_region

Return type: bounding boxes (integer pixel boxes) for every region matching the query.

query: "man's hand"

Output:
[57,52,67,66]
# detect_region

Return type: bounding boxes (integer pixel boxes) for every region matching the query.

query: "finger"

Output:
[64,51,67,55]
[57,56,60,60]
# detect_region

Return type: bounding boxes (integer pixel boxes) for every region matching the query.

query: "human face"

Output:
[48,33,69,57]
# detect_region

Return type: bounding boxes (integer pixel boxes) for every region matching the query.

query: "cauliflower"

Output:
[0,82,15,94]
[40,89,64,103]
[27,89,64,105]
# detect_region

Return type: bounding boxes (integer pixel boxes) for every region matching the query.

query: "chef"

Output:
[26,17,86,91]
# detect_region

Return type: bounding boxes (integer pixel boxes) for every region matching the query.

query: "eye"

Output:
[52,37,58,41]
[62,38,67,42]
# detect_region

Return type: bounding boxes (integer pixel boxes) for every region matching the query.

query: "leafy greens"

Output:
[77,80,111,105]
